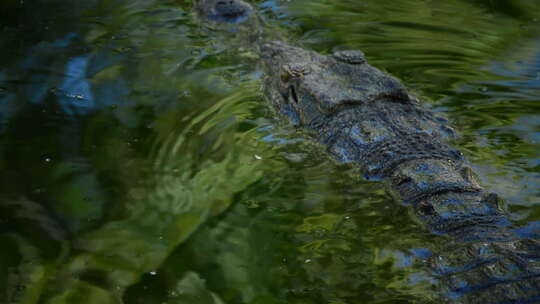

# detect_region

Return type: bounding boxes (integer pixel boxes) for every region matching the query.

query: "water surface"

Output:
[1,0,539,303]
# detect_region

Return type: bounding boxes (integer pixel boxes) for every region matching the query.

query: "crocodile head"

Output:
[261,41,411,127]
[194,0,253,24]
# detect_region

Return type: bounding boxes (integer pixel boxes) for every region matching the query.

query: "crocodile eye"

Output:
[281,63,309,82]
[280,71,290,83]
[333,50,366,64]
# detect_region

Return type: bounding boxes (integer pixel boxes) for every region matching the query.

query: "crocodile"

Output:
[195,0,540,303]
[194,0,254,24]
[261,40,540,304]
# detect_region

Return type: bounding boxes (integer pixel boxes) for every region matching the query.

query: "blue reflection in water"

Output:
[57,54,95,115]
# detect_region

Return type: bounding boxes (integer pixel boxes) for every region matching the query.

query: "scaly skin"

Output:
[261,40,540,303]
[194,1,540,302]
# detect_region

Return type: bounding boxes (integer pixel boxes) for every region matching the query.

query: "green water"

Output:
[1,0,539,303]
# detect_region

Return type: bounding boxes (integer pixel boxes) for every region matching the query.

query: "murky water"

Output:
[1,0,539,303]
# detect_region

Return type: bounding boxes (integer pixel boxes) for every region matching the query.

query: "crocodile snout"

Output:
[260,41,305,68]
[261,41,292,57]
[215,0,246,18]
[196,0,253,24]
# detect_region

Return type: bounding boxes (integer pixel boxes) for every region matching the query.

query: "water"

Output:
[0,0,539,303]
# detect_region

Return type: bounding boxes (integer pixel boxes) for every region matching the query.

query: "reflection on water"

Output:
[0,0,539,303]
